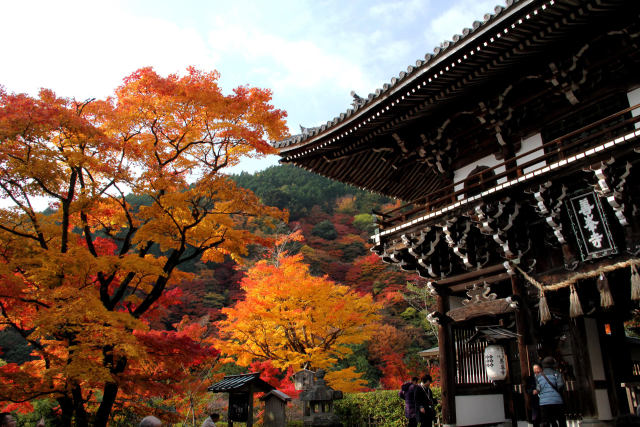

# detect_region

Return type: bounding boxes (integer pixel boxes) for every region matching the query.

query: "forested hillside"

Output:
[232,164,389,221]
[231,164,438,387]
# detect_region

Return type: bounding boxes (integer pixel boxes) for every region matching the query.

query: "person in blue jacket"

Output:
[534,357,566,427]
[526,364,542,427]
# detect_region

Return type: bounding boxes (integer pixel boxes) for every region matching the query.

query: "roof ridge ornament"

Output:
[350,91,366,108]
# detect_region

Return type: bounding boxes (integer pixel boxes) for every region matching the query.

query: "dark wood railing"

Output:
[377,103,640,230]
[621,381,640,415]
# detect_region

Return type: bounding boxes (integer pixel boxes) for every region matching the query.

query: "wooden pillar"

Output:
[247,386,254,427]
[511,275,531,421]
[437,293,456,426]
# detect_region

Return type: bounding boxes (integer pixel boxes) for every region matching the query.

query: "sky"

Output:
[0,0,501,173]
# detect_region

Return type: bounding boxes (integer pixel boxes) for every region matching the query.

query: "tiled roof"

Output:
[207,373,275,393]
[260,390,292,402]
[273,0,524,150]
[271,0,634,202]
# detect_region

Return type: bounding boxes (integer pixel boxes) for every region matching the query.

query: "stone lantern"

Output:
[299,369,343,427]
[291,369,315,391]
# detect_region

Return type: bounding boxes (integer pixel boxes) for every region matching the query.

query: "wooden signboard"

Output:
[229,392,250,422]
[566,191,617,261]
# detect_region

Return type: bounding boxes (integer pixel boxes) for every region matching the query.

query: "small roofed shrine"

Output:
[207,373,274,427]
[260,390,292,427]
[274,0,640,425]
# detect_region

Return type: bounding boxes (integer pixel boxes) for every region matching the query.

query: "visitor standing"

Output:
[413,374,436,427]
[202,412,220,427]
[535,357,566,427]
[400,376,419,427]
[0,413,16,427]
[527,364,542,427]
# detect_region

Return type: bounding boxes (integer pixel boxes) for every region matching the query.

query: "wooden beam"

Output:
[435,264,506,287]
[449,272,512,293]
[447,298,514,322]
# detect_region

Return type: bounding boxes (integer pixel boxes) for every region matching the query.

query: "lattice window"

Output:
[453,327,490,385]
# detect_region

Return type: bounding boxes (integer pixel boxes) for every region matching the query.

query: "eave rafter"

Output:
[277,0,638,202]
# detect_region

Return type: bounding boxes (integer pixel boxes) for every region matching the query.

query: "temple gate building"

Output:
[274,0,640,425]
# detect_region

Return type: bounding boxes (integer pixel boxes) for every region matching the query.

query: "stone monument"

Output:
[299,369,343,427]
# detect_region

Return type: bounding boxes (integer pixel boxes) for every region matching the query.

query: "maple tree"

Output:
[0,67,287,426]
[215,252,382,392]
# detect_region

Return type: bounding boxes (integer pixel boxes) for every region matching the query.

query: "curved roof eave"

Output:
[274,0,535,154]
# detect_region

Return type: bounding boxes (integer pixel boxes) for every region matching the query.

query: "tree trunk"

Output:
[57,396,73,427]
[93,381,120,427]
[72,384,89,427]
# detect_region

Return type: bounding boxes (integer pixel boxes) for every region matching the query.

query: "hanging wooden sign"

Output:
[566,191,617,261]
[229,392,250,422]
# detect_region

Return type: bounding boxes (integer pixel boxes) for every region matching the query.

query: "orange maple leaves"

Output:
[0,67,288,425]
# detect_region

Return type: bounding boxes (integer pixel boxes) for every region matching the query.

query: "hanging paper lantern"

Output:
[484,345,508,381]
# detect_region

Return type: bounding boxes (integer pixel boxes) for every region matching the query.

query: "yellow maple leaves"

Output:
[216,253,382,391]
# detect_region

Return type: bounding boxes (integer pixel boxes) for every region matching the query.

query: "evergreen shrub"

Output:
[334,390,405,427]
[311,220,338,240]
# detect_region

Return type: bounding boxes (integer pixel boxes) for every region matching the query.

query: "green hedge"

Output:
[334,390,406,427]
[334,388,442,427]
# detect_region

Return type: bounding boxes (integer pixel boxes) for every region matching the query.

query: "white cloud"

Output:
[0,0,216,99]
[206,20,375,95]
[368,0,425,22]
[426,0,503,47]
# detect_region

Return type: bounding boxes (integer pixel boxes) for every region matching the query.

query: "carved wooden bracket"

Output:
[461,282,497,305]
[418,120,455,178]
[441,218,475,270]
[590,158,631,227]
[448,299,514,322]
[475,85,515,147]
[533,181,568,244]
[529,181,578,269]
[544,42,590,105]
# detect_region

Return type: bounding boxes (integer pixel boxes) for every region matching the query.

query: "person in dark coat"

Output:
[0,413,17,427]
[526,364,542,427]
[413,374,436,427]
[399,376,419,427]
[535,357,566,427]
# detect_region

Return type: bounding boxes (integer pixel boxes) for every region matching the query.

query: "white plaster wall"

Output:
[594,389,613,420]
[627,87,640,129]
[455,394,506,426]
[453,154,506,200]
[516,133,546,174]
[584,318,613,421]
